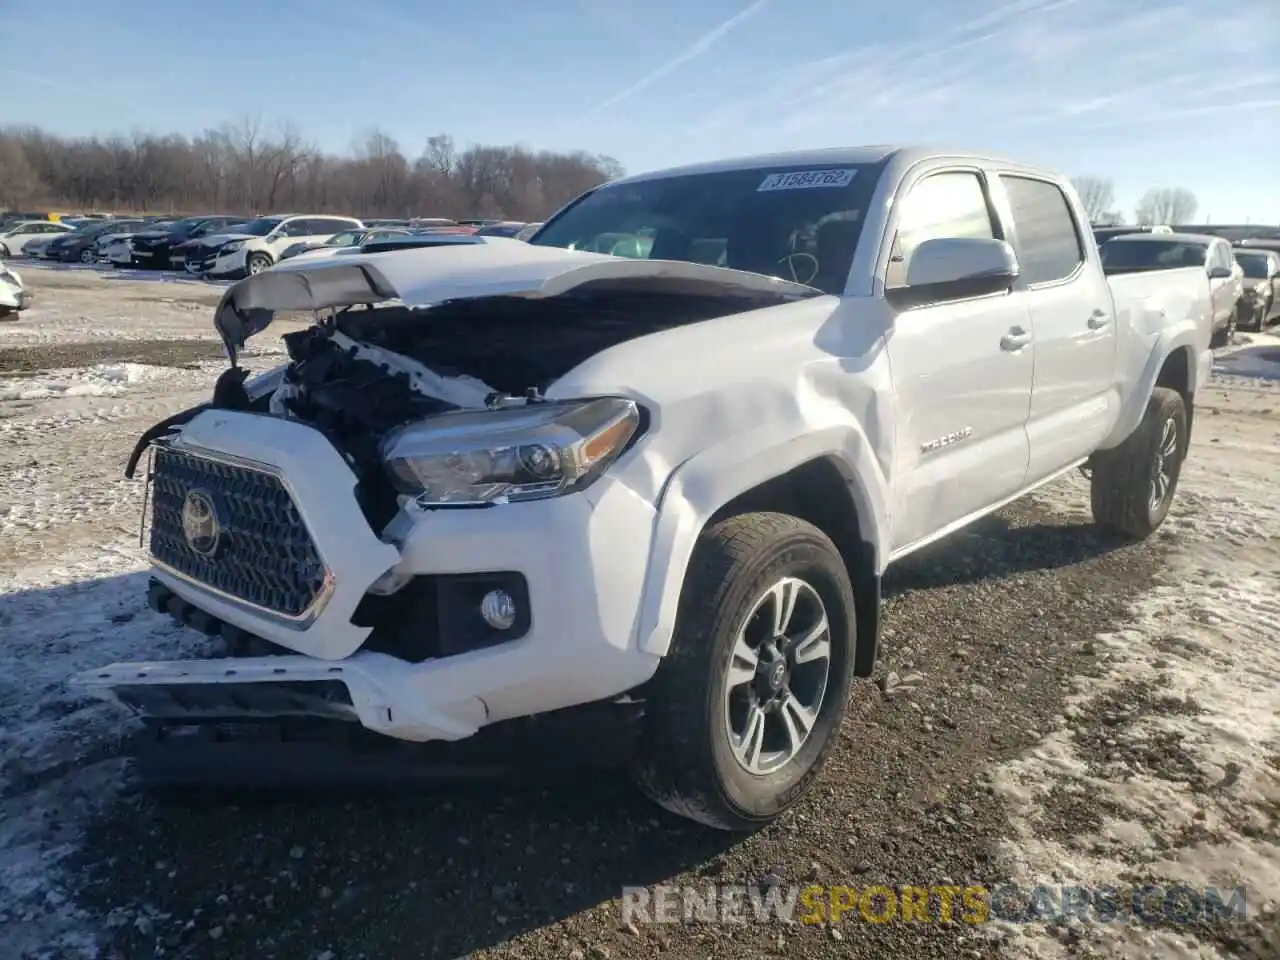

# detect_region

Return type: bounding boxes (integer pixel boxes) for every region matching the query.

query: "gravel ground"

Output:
[1,266,1277,960]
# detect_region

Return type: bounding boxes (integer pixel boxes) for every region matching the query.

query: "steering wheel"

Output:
[775,252,820,285]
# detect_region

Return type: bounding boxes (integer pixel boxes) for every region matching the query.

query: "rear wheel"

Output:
[1090,386,1187,540]
[630,512,857,831]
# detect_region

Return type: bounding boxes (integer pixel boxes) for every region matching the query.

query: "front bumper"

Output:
[71,408,662,743]
[200,248,248,279]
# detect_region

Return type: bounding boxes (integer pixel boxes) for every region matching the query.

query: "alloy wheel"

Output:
[723,577,832,776]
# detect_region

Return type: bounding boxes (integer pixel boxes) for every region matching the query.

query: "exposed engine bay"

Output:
[259,289,775,450]
[126,287,788,527]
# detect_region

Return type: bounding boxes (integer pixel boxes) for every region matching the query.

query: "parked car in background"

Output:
[46,219,147,264]
[129,216,248,269]
[95,221,175,263]
[279,225,414,262]
[1099,232,1244,345]
[1236,238,1280,256]
[417,224,480,236]
[0,262,28,319]
[185,214,364,278]
[0,219,76,257]
[473,221,527,238]
[1173,224,1280,243]
[456,218,502,228]
[290,232,485,261]
[408,218,457,229]
[1233,246,1280,330]
[1092,224,1172,246]
[21,234,62,258]
[515,221,544,241]
[170,221,250,270]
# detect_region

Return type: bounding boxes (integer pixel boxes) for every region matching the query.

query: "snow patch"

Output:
[992,385,1280,959]
[0,547,204,959]
[0,363,184,401]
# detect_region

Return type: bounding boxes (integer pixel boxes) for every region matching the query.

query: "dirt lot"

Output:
[1,264,1277,960]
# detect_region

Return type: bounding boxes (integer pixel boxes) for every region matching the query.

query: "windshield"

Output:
[1234,252,1269,278]
[233,217,285,237]
[165,217,210,233]
[530,163,884,294]
[1099,239,1207,272]
[325,229,365,247]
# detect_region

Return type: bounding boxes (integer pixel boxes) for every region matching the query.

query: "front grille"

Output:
[148,447,328,618]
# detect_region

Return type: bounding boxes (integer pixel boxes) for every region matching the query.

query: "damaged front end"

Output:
[75,243,817,768]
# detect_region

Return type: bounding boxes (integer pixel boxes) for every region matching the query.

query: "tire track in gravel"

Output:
[66,493,1169,960]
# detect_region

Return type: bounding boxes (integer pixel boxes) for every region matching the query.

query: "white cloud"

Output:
[587,0,770,113]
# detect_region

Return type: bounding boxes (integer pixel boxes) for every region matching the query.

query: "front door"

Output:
[996,173,1118,480]
[882,167,1034,556]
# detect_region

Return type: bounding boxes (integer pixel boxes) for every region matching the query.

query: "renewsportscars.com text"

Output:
[621,883,1247,926]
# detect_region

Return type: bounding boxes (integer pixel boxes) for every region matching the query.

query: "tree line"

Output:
[1070,176,1202,227]
[0,117,625,221]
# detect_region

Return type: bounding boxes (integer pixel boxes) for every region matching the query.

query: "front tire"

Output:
[630,512,857,831]
[246,252,272,275]
[79,248,95,264]
[1090,386,1187,540]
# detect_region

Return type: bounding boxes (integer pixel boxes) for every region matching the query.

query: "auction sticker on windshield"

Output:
[758,169,857,192]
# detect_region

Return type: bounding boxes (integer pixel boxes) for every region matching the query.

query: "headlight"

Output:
[381,397,642,505]
[220,241,245,254]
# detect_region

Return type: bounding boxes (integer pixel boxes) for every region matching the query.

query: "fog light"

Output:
[480,589,517,630]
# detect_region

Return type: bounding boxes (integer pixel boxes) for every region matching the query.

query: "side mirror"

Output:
[893,237,1019,306]
[1207,265,1231,280]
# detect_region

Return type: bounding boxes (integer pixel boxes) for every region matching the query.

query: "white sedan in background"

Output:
[0,220,75,258]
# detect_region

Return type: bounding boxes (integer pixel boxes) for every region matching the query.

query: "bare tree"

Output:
[0,119,620,220]
[1071,176,1115,222]
[0,135,44,208]
[1134,188,1198,226]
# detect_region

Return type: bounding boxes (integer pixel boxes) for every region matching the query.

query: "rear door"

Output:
[882,166,1034,554]
[994,173,1118,480]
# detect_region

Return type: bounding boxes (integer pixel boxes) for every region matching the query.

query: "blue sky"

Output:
[2,0,1277,222]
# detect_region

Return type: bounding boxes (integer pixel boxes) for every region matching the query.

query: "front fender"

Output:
[635,423,891,658]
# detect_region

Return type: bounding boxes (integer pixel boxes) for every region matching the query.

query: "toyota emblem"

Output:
[181,489,222,558]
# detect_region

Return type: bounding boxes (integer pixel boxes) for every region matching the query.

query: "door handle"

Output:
[1000,327,1032,351]
[1088,309,1111,329]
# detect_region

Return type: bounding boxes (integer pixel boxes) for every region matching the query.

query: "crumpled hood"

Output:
[191,232,255,252]
[213,237,822,362]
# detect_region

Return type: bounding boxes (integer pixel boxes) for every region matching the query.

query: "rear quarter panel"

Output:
[1099,266,1212,449]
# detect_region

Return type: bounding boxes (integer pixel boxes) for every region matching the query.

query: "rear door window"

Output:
[1000,175,1085,286]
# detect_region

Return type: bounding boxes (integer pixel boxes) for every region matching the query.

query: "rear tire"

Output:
[629,512,857,831]
[1090,386,1187,540]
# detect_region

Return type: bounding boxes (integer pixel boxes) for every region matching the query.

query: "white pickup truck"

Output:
[74,146,1215,830]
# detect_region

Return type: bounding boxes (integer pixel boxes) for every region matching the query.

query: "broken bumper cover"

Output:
[73,407,665,743]
[72,652,490,741]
